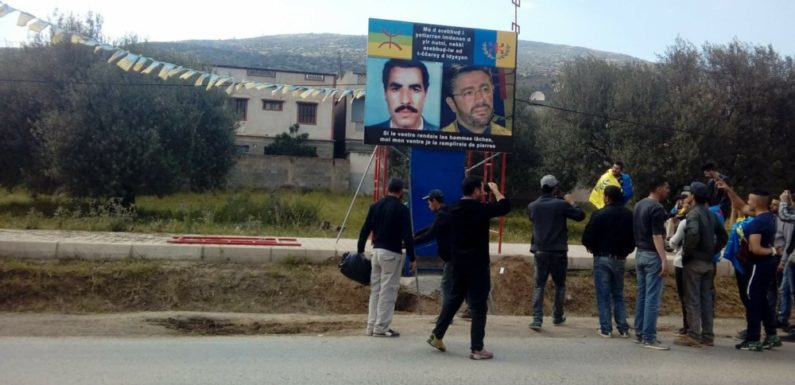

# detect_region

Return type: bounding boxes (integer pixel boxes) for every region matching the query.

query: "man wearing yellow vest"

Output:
[590,161,634,209]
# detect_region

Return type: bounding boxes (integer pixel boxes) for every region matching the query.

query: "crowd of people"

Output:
[355,161,794,360]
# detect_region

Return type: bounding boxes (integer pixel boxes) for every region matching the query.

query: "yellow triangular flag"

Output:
[132,56,149,72]
[321,89,334,103]
[168,66,186,78]
[0,4,15,18]
[16,12,34,26]
[107,50,129,64]
[195,73,209,87]
[28,19,49,33]
[225,83,237,95]
[142,61,162,75]
[205,74,220,90]
[158,63,176,80]
[299,89,313,99]
[51,30,67,44]
[179,70,197,80]
[116,53,140,72]
[214,77,229,88]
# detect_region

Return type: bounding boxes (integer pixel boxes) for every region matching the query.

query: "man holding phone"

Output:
[427,176,511,360]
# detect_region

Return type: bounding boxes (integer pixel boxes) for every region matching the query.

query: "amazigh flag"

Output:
[589,169,621,209]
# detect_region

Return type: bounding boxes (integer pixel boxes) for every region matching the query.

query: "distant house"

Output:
[212,65,374,192]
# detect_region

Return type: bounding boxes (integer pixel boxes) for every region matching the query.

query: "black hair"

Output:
[387,178,404,194]
[694,194,709,204]
[702,161,717,172]
[430,196,444,204]
[613,160,625,170]
[462,176,483,196]
[443,65,493,96]
[604,185,623,204]
[751,189,770,197]
[647,176,669,195]
[382,59,429,91]
[541,185,555,194]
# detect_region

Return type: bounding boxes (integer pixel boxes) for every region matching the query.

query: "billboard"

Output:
[365,19,517,153]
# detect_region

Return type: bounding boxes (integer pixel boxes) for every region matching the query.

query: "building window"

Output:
[247,69,276,78]
[233,98,248,121]
[304,73,325,82]
[297,102,318,125]
[236,145,250,154]
[262,99,284,111]
[351,98,364,131]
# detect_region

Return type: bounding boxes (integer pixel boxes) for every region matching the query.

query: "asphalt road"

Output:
[1,334,792,385]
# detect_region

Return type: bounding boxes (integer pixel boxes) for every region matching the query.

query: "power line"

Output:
[518,99,709,137]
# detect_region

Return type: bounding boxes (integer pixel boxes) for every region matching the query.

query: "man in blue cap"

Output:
[414,189,455,307]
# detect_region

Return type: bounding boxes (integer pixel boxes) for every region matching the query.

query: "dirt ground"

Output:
[0,256,751,336]
[0,312,751,339]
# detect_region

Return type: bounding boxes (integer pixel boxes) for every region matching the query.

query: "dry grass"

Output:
[0,257,746,320]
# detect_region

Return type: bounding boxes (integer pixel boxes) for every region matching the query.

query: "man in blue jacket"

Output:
[527,175,586,330]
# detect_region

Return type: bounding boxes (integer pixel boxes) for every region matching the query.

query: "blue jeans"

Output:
[634,250,664,342]
[593,256,629,334]
[778,262,791,324]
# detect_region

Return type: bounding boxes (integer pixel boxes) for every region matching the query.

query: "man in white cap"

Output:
[527,175,586,330]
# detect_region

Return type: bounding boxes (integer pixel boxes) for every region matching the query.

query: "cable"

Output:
[518,99,710,137]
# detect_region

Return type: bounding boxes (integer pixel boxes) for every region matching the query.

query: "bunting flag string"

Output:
[0,1,365,102]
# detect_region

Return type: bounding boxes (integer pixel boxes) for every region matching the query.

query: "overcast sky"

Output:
[1,0,793,61]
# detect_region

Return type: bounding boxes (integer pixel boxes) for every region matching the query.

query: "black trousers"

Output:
[433,263,490,351]
[746,258,777,342]
[675,266,689,330]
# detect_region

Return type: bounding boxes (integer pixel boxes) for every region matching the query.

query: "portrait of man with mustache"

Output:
[368,59,438,130]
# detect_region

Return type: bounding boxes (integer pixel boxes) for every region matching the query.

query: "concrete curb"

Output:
[0,229,739,277]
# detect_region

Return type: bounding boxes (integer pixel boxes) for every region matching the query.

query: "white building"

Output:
[212,65,374,192]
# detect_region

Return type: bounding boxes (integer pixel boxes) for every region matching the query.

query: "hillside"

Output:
[148,34,642,91]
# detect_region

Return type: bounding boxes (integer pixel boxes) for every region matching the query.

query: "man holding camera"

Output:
[527,175,586,330]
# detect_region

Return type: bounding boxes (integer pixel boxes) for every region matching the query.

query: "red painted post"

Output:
[498,153,508,255]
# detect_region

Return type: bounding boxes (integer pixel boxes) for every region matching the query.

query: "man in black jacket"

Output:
[357,178,415,338]
[527,175,586,330]
[426,176,511,360]
[582,186,635,338]
[674,182,728,348]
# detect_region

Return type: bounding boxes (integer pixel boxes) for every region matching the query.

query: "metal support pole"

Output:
[336,146,378,244]
[465,152,502,173]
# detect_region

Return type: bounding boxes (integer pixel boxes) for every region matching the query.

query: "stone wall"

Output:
[229,154,349,192]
